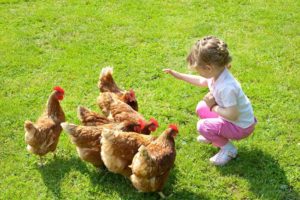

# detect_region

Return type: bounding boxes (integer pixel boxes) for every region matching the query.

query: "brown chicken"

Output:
[61,120,145,168]
[98,66,138,111]
[130,124,179,198]
[100,128,157,177]
[97,92,159,134]
[24,86,65,165]
[77,106,112,126]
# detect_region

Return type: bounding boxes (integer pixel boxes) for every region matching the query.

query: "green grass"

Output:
[0,0,299,199]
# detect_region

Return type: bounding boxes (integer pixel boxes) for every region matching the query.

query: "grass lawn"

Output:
[0,0,299,199]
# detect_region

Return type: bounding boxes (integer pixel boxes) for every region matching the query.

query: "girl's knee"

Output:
[196,101,219,119]
[196,101,208,118]
[197,120,207,135]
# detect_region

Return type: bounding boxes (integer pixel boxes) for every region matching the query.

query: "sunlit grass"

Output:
[0,0,299,199]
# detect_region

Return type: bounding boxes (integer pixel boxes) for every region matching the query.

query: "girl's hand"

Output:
[163,69,176,75]
[203,92,217,108]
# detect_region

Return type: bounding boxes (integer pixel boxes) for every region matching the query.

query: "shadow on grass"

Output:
[37,156,90,199]
[38,156,208,199]
[164,167,209,200]
[217,147,299,200]
[87,165,208,200]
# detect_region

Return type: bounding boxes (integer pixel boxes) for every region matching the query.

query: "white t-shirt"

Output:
[207,68,255,128]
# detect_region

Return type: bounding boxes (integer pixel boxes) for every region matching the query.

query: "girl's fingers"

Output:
[163,69,171,73]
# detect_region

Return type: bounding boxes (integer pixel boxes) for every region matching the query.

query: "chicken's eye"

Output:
[134,126,141,133]
[149,125,157,132]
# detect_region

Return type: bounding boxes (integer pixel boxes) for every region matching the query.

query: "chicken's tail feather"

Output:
[77,106,90,121]
[24,120,36,134]
[98,66,113,90]
[100,66,113,79]
[61,122,77,135]
[138,145,147,152]
[102,128,115,139]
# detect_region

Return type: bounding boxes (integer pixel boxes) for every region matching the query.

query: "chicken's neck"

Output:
[155,132,175,147]
[46,93,65,122]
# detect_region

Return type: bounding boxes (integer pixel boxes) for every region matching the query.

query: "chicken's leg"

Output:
[158,192,166,199]
[38,156,45,166]
[53,150,57,158]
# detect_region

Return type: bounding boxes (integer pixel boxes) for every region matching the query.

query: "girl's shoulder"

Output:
[216,79,242,97]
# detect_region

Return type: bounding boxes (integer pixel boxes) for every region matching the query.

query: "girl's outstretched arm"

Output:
[163,69,208,87]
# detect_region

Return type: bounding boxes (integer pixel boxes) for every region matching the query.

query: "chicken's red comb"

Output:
[150,118,159,127]
[53,86,64,94]
[138,118,146,130]
[168,124,179,133]
[129,89,135,98]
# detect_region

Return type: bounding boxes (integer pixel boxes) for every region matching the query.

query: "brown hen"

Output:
[130,125,179,198]
[24,86,65,165]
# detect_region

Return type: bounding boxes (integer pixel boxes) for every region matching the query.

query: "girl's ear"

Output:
[206,65,213,72]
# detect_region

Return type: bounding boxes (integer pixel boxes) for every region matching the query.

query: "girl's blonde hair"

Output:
[187,36,232,70]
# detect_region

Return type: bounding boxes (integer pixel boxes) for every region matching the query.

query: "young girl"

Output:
[163,36,256,166]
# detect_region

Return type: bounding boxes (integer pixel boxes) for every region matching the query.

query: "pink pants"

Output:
[196,101,256,147]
